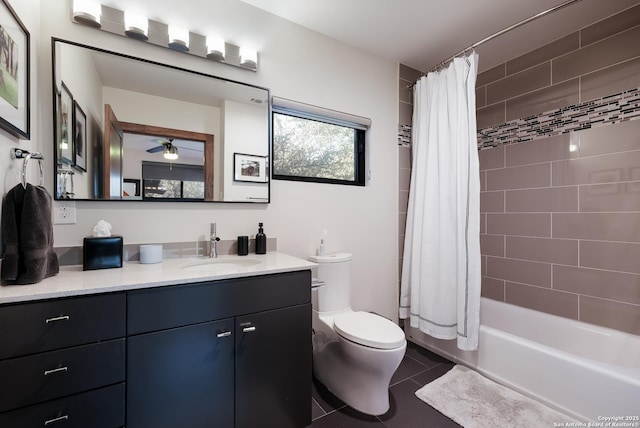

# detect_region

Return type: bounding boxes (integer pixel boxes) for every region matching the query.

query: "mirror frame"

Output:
[51,38,271,203]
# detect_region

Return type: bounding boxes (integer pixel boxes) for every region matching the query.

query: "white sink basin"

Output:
[180,257,263,273]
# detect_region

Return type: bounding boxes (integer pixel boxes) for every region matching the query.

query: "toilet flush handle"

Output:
[242,326,256,333]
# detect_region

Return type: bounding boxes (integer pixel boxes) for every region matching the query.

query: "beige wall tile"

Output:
[580,4,640,47]
[398,190,409,213]
[507,33,579,75]
[505,187,578,213]
[486,163,550,190]
[398,79,412,104]
[487,62,551,105]
[399,146,412,169]
[580,296,640,335]
[480,171,486,192]
[480,213,486,234]
[507,236,578,266]
[580,182,640,212]
[506,281,578,319]
[552,151,640,186]
[553,26,640,83]
[480,234,505,257]
[580,240,640,274]
[506,79,579,122]
[479,146,504,170]
[477,63,505,87]
[398,212,407,236]
[487,257,551,287]
[487,213,551,237]
[553,213,640,242]
[505,134,571,166]
[581,57,640,102]
[481,277,505,301]
[399,167,411,191]
[573,118,640,158]
[554,265,640,305]
[399,102,413,126]
[476,86,486,108]
[400,64,423,82]
[480,191,504,213]
[477,102,506,129]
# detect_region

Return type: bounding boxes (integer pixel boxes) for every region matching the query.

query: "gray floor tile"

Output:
[405,341,451,368]
[378,379,461,428]
[411,362,455,386]
[311,398,326,421]
[311,406,385,428]
[389,354,430,386]
[312,375,346,413]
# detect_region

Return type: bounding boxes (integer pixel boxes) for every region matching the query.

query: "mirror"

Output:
[52,39,270,202]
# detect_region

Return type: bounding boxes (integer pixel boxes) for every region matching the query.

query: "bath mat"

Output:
[416,365,577,427]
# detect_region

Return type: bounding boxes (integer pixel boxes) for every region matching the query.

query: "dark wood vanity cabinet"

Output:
[0,293,126,428]
[126,270,312,428]
[0,270,311,428]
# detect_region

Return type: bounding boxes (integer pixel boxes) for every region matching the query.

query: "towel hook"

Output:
[12,148,44,189]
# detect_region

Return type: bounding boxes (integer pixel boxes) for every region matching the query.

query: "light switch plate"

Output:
[53,201,77,224]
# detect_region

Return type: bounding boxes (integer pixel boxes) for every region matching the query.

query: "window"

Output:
[141,161,205,200]
[272,97,369,186]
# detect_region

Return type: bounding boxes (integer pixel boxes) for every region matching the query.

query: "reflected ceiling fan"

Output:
[147,138,179,160]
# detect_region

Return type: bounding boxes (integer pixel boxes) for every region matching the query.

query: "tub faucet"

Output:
[210,223,221,258]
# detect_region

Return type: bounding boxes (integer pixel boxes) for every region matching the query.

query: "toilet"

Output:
[310,253,406,416]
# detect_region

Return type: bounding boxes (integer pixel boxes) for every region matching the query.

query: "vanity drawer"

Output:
[0,383,125,428]
[0,293,125,360]
[0,339,125,412]
[128,270,311,335]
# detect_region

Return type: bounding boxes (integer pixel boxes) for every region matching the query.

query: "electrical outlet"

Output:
[53,201,77,224]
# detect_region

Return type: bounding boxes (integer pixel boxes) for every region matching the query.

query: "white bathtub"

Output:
[405,298,640,422]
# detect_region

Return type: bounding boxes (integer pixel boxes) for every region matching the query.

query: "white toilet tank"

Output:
[310,253,352,312]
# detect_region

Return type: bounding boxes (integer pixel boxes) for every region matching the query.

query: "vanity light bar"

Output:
[70,1,258,71]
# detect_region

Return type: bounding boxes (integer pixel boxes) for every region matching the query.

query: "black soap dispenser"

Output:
[255,222,267,254]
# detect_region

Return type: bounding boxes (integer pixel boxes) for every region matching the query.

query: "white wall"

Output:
[222,99,268,201]
[4,0,399,321]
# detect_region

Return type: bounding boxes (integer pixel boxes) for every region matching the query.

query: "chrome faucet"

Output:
[209,223,221,258]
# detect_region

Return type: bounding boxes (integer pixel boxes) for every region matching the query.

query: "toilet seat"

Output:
[333,312,405,350]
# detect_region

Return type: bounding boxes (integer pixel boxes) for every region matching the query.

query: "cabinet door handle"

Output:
[242,326,256,333]
[44,366,68,376]
[44,415,69,425]
[45,315,70,324]
[217,331,232,338]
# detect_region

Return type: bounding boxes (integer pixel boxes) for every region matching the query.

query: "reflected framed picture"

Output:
[123,178,141,197]
[0,0,30,139]
[72,100,87,171]
[234,153,268,183]
[58,81,73,164]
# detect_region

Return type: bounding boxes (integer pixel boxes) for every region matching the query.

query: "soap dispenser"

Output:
[255,222,267,254]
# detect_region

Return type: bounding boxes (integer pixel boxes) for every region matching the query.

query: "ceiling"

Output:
[101,0,639,73]
[237,0,639,72]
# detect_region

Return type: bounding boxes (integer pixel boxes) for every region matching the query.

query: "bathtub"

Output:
[405,298,640,422]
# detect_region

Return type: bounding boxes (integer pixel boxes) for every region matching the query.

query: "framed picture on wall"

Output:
[0,0,30,139]
[57,81,73,164]
[72,100,87,171]
[234,153,268,183]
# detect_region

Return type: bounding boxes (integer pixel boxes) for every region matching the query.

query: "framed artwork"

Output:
[72,100,87,171]
[58,81,73,164]
[123,178,141,197]
[234,153,268,183]
[0,0,30,139]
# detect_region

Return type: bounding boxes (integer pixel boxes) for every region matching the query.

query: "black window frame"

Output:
[271,107,367,187]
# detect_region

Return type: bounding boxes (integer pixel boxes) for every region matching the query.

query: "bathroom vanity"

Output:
[0,253,314,428]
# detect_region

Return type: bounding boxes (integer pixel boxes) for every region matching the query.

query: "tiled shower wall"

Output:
[480,120,640,336]
[398,3,640,335]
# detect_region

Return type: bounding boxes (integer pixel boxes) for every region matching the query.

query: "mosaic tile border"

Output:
[478,87,640,149]
[397,87,640,149]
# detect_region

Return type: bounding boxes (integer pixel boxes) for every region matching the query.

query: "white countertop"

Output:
[0,252,316,305]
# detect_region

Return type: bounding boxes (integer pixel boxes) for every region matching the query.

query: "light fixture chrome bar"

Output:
[72,3,258,71]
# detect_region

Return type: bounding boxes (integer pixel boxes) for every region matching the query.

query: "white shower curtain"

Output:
[399,52,481,351]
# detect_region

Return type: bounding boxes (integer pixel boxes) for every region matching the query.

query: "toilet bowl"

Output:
[310,253,406,416]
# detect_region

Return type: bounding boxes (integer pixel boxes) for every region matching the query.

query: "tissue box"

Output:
[83,236,123,271]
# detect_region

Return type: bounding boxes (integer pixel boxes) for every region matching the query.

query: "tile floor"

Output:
[309,341,461,427]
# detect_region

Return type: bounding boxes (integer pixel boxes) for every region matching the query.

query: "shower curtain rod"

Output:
[410,0,583,85]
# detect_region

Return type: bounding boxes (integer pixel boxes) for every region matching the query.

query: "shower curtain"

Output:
[399,52,481,351]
